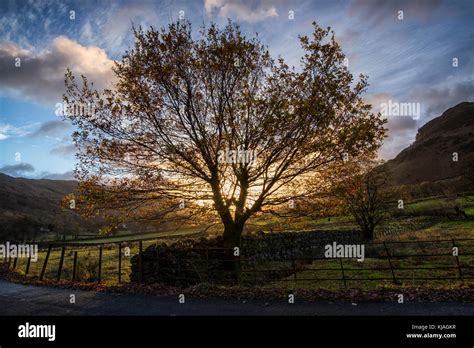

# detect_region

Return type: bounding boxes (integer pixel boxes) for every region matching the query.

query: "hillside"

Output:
[0,174,166,241]
[384,102,474,186]
[0,173,76,214]
[0,173,92,240]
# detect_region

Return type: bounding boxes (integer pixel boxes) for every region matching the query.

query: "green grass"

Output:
[405,195,474,209]
[269,258,396,291]
[465,207,474,217]
[246,215,356,233]
[266,249,474,291]
[249,219,474,291]
[397,195,474,216]
[385,220,474,241]
[65,227,205,245]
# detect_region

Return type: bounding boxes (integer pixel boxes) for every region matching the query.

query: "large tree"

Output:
[63,20,386,248]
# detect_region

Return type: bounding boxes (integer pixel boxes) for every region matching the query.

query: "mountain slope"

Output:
[0,173,77,214]
[0,173,89,240]
[384,102,474,186]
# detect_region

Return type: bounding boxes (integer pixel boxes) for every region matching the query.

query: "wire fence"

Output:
[2,237,474,288]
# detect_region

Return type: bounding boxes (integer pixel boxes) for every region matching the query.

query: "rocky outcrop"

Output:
[384,102,474,186]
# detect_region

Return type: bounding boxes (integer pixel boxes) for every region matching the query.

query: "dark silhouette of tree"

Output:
[63,20,386,248]
[337,160,393,240]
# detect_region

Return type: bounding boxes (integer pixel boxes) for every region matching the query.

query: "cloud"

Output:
[31,120,70,137]
[366,93,419,160]
[385,116,417,133]
[410,78,474,121]
[50,143,76,157]
[80,20,94,43]
[205,0,279,23]
[379,130,415,160]
[367,93,420,127]
[338,29,361,45]
[0,163,35,176]
[0,123,36,140]
[347,0,441,26]
[47,134,76,157]
[40,170,75,180]
[0,36,115,104]
[368,77,474,160]
[98,3,162,56]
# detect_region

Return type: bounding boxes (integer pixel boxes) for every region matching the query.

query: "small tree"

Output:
[63,20,386,248]
[339,161,392,240]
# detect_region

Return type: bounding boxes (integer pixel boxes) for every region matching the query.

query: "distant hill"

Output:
[0,173,95,241]
[0,173,77,214]
[384,102,474,188]
[0,173,162,241]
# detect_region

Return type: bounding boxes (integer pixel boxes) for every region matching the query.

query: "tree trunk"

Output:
[364,224,375,241]
[222,222,244,284]
[222,222,243,248]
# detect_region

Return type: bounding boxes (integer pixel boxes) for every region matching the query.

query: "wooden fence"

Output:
[2,238,474,288]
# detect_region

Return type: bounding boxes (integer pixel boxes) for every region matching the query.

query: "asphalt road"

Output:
[0,280,473,316]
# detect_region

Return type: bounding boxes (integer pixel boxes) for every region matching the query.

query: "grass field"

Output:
[265,239,474,291]
[62,227,206,245]
[404,196,474,212]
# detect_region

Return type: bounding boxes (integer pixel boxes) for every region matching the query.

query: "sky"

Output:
[0,0,473,179]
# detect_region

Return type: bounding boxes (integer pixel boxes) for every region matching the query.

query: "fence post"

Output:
[25,255,31,275]
[118,243,122,283]
[57,246,66,281]
[236,249,242,287]
[252,257,257,286]
[205,247,210,283]
[72,251,78,282]
[291,254,297,283]
[383,242,397,284]
[177,254,181,284]
[156,249,160,282]
[98,246,103,284]
[12,256,18,270]
[452,239,463,279]
[339,258,347,289]
[40,245,52,280]
[138,241,143,283]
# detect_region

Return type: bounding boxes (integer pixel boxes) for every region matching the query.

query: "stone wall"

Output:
[130,230,365,286]
[242,230,364,260]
